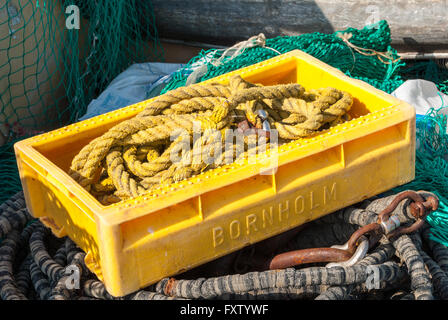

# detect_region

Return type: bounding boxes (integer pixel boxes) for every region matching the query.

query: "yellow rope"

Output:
[69,75,353,204]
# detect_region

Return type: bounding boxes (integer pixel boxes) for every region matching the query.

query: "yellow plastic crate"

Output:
[14,50,415,297]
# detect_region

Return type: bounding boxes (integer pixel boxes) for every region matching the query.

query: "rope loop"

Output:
[69,75,352,204]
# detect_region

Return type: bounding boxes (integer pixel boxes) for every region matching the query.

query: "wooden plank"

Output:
[152,0,448,46]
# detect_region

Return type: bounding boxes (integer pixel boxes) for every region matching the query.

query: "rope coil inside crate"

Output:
[69,75,353,204]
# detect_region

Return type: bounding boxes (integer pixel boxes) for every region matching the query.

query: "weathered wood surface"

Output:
[152,0,448,46]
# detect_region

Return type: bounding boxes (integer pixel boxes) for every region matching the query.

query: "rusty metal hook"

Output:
[380,191,439,239]
[346,223,382,253]
[268,191,439,271]
[268,247,353,270]
[326,236,369,268]
[377,190,425,223]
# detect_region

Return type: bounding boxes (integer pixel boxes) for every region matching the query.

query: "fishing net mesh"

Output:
[1,8,448,246]
[0,0,162,202]
[161,21,405,94]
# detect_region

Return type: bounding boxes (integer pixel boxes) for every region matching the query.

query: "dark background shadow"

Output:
[150,0,448,51]
[151,0,335,46]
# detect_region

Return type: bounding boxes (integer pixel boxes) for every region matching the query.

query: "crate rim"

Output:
[14,49,415,226]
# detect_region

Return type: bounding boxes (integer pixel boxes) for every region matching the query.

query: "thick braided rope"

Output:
[347,192,435,300]
[92,176,115,194]
[123,143,175,179]
[168,129,225,183]
[413,231,448,299]
[70,75,353,202]
[0,230,28,300]
[119,113,211,146]
[156,262,403,299]
[15,254,33,296]
[71,115,160,169]
[29,259,52,300]
[53,243,67,267]
[137,84,232,118]
[392,234,434,300]
[274,89,353,139]
[29,224,65,283]
[290,191,437,300]
[315,242,398,300]
[0,192,31,239]
[71,112,228,192]
[106,148,146,198]
[49,252,88,300]
[422,226,448,274]
[215,286,326,300]
[106,135,192,199]
[82,280,117,300]
[71,114,202,187]
[170,96,227,114]
[2,191,448,300]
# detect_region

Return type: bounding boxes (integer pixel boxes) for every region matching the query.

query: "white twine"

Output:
[186,33,281,86]
[336,32,401,65]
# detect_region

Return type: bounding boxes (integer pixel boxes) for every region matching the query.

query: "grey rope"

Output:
[412,230,448,299]
[155,262,405,299]
[392,234,433,300]
[0,191,447,300]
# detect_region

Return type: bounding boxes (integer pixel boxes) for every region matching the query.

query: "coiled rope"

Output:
[1,190,448,300]
[69,75,353,204]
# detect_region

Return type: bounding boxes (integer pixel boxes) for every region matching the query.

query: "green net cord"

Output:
[161,20,405,95]
[2,12,448,247]
[0,0,163,203]
[159,20,448,246]
[392,99,448,246]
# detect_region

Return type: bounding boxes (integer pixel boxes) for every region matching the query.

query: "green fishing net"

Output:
[160,20,448,246]
[1,9,448,246]
[161,20,405,94]
[392,92,448,245]
[0,0,162,203]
